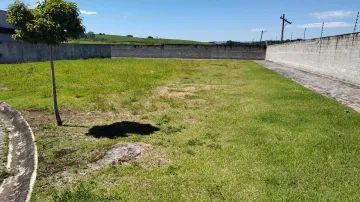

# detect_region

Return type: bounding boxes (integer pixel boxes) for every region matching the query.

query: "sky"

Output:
[0,0,359,42]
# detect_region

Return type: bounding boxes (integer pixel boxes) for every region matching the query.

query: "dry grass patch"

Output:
[156,84,226,99]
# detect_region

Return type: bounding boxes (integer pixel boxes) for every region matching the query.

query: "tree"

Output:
[87,31,96,39]
[7,0,85,126]
[127,35,133,37]
[226,40,234,46]
[148,36,153,39]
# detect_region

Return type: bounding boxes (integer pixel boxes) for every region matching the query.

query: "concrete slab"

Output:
[254,60,360,112]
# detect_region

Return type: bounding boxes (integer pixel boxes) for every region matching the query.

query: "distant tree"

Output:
[148,36,154,39]
[99,33,102,35]
[7,0,85,126]
[87,31,96,39]
[80,33,87,39]
[127,35,133,37]
[226,40,234,46]
[103,33,106,35]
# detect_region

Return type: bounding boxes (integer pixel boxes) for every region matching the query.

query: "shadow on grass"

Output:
[87,121,160,139]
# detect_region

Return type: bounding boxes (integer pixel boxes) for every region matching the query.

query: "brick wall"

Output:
[266,33,360,86]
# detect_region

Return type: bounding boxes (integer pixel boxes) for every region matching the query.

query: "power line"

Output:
[280,14,292,41]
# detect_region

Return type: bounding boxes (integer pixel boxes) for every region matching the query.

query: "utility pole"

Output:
[321,22,324,38]
[260,30,267,42]
[280,14,292,41]
[354,11,359,33]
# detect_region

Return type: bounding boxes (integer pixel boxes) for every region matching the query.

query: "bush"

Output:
[127,35,133,37]
[148,36,153,39]
[87,31,96,39]
[226,40,234,46]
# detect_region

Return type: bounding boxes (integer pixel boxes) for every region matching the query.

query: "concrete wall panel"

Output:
[266,33,360,86]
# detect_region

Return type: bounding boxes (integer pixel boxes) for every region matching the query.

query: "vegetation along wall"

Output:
[266,33,360,86]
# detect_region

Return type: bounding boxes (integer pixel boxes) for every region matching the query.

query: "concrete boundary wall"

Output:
[0,42,266,63]
[266,33,360,86]
[0,41,111,63]
[0,101,37,202]
[111,44,266,60]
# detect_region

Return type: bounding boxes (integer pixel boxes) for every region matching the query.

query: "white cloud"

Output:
[295,22,353,28]
[250,28,266,32]
[80,10,97,15]
[309,10,355,19]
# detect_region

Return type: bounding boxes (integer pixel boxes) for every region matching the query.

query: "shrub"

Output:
[148,36,153,39]
[127,35,133,37]
[87,32,96,39]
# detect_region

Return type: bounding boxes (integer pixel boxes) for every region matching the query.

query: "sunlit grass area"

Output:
[1,59,360,201]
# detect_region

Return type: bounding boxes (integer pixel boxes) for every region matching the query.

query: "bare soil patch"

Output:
[156,84,225,99]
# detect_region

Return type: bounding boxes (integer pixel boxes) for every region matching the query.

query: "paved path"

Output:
[0,101,37,202]
[0,122,5,169]
[254,60,360,112]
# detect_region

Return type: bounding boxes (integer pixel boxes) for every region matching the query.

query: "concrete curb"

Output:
[0,101,38,202]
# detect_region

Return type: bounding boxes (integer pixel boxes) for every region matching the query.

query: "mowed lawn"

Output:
[1,59,360,201]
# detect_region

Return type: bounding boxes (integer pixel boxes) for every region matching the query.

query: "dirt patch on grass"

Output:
[0,84,8,91]
[89,142,170,170]
[156,84,225,99]
[156,86,194,99]
[136,143,170,168]
[90,142,144,170]
[40,142,170,188]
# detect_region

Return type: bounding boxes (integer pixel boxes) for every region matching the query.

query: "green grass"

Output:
[67,34,212,45]
[1,59,360,201]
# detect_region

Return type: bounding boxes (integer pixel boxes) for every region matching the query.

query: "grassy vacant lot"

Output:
[67,34,212,45]
[1,59,360,201]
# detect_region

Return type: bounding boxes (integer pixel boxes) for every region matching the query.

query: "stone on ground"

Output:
[90,142,144,170]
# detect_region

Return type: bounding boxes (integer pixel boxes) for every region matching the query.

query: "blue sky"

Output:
[1,0,359,41]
